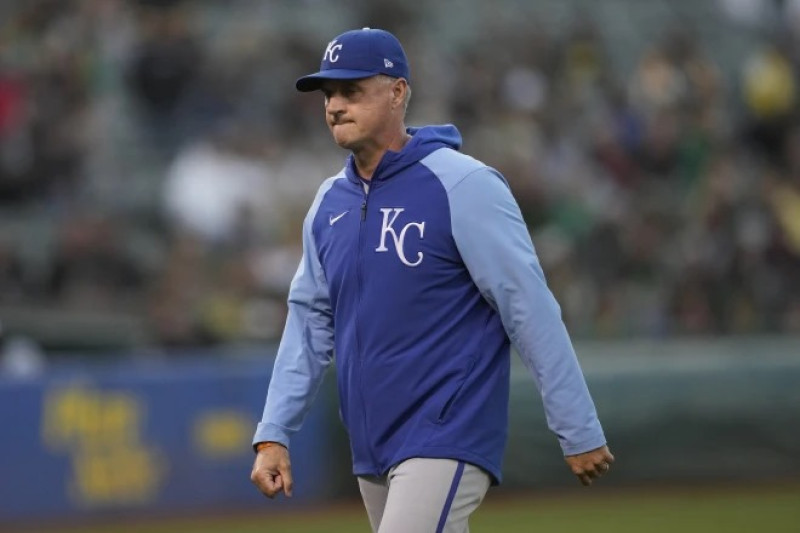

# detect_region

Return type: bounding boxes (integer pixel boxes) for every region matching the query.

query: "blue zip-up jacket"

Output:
[254,125,605,483]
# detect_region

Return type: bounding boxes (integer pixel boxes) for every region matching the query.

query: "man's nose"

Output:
[326,93,345,115]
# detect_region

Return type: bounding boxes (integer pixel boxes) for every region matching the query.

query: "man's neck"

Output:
[353,127,410,180]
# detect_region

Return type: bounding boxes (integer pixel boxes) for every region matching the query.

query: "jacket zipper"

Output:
[355,185,378,468]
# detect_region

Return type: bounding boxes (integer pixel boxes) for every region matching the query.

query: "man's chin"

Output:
[331,124,358,147]
[332,135,359,151]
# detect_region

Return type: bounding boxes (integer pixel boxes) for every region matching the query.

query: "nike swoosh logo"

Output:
[329,211,349,225]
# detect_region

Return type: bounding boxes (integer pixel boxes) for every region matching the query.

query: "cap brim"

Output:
[295,69,379,92]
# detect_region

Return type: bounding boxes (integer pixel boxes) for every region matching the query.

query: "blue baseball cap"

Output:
[295,28,410,92]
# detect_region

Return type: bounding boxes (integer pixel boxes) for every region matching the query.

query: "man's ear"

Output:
[393,78,408,108]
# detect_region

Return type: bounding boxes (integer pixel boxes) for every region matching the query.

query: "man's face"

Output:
[320,76,398,152]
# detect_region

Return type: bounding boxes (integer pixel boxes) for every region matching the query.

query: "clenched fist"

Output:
[251,442,294,498]
[564,445,615,486]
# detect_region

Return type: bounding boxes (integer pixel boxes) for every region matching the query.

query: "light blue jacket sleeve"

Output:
[252,178,337,449]
[445,162,606,456]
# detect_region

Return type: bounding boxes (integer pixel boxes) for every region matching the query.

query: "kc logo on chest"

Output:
[375,208,425,267]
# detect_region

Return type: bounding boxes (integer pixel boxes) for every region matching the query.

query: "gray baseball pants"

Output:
[357,458,491,533]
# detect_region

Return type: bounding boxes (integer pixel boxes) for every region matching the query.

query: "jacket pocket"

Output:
[436,382,466,424]
[436,351,480,424]
[436,314,492,424]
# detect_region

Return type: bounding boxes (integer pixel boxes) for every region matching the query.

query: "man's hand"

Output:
[250,442,293,498]
[564,445,615,486]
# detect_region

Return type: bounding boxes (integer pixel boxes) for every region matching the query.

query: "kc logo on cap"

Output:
[296,28,410,92]
[323,40,343,63]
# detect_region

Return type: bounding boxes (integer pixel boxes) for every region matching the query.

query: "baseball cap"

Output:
[295,28,410,92]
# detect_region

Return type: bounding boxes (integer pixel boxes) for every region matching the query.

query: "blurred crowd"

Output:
[1,0,799,355]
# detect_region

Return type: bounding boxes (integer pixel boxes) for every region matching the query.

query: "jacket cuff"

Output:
[252,422,291,451]
[560,432,607,456]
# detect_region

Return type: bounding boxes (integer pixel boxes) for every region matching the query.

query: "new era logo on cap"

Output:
[296,28,410,92]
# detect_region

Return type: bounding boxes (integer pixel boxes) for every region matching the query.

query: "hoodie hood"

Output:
[345,124,462,182]
[406,124,462,152]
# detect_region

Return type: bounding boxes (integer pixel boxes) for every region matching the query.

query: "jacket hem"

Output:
[353,445,503,485]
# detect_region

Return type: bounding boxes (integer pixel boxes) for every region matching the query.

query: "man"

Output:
[251,28,614,532]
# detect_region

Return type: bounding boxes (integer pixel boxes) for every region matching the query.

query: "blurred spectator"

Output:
[127,2,202,154]
[742,39,797,165]
[162,124,279,248]
[0,239,25,304]
[0,320,45,378]
[46,212,147,310]
[146,232,211,347]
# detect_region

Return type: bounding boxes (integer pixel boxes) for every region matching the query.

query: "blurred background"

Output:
[1,0,799,532]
